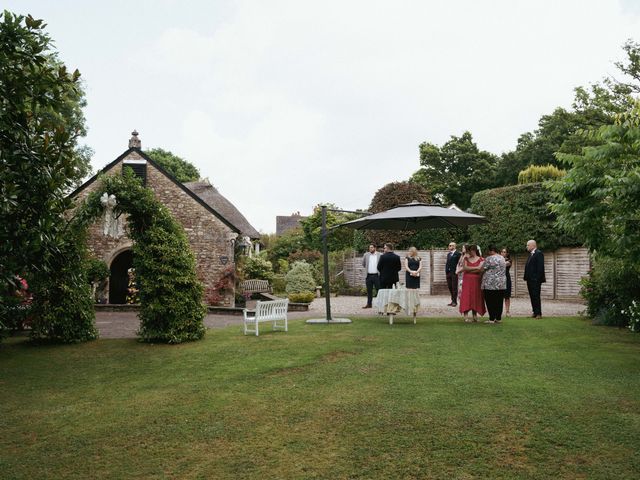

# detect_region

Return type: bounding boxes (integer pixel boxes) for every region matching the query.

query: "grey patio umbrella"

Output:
[337,201,487,230]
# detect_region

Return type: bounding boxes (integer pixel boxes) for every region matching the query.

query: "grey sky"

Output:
[6,1,640,233]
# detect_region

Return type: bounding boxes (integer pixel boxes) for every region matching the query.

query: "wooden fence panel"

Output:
[555,247,590,298]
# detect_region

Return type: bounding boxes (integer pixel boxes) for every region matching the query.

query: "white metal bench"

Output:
[242,279,272,296]
[243,298,289,336]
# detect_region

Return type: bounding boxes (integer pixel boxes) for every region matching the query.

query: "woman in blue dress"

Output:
[405,247,422,289]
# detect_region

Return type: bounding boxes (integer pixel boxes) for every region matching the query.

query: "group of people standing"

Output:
[363,240,546,321]
[446,239,546,323]
[361,243,422,308]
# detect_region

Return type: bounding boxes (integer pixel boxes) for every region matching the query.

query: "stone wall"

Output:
[74,150,236,305]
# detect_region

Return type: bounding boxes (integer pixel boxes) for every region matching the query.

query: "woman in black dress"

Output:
[501,247,512,316]
[405,247,422,289]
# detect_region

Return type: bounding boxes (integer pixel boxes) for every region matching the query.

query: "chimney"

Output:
[128,130,141,149]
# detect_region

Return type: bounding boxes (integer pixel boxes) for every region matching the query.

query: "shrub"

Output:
[271,274,286,295]
[288,249,321,265]
[468,183,580,253]
[288,292,315,303]
[285,261,316,294]
[85,258,109,284]
[518,164,565,184]
[205,267,235,306]
[580,255,640,328]
[623,301,640,333]
[1,275,33,333]
[86,258,109,303]
[243,254,274,281]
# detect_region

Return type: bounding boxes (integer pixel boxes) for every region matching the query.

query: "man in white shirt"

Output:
[362,244,381,308]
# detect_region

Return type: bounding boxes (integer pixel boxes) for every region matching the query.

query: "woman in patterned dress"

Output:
[482,245,507,323]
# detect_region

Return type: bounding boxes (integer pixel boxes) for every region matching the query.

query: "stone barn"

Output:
[71,132,260,305]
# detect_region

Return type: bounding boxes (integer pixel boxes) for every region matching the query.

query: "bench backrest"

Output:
[255,298,289,319]
[242,279,271,293]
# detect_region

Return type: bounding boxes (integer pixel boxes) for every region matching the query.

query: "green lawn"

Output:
[1,316,639,479]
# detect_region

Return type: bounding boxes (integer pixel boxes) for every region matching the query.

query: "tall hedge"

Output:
[78,171,206,343]
[468,183,580,253]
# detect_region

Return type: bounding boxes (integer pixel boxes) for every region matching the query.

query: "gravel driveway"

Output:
[95,295,586,339]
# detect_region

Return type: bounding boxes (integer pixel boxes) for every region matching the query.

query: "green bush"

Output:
[468,183,580,253]
[518,164,565,184]
[285,261,316,294]
[85,258,109,284]
[243,254,274,281]
[271,274,286,295]
[580,255,640,328]
[288,291,315,303]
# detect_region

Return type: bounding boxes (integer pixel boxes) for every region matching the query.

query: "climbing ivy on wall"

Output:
[77,170,206,343]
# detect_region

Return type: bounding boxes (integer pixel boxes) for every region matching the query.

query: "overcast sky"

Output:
[6,1,640,233]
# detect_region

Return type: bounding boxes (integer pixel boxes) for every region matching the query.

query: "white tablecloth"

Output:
[374,288,420,315]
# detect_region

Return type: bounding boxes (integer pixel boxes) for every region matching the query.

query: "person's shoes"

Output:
[362,305,372,309]
[464,318,472,323]
[447,302,454,306]
[535,315,542,319]
[531,314,537,318]
[505,312,511,317]
[484,320,495,324]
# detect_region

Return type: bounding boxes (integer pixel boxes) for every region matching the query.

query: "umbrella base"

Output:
[306,318,352,324]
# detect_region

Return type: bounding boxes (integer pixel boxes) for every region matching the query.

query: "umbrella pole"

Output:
[322,205,332,321]
[306,205,351,324]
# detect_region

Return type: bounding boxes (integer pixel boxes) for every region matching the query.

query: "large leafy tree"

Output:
[552,102,640,325]
[366,181,432,248]
[144,148,200,183]
[411,131,498,209]
[0,11,92,336]
[552,105,640,256]
[494,40,640,186]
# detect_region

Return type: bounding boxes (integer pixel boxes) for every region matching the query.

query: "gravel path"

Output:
[95,295,586,339]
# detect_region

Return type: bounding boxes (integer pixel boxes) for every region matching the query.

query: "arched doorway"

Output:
[109,250,133,304]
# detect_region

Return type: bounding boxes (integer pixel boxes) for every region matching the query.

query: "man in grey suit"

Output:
[362,244,381,308]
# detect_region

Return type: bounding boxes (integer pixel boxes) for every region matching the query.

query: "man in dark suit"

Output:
[524,239,546,318]
[445,242,461,306]
[377,243,401,289]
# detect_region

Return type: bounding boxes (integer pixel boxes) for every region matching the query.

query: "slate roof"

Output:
[184,180,260,239]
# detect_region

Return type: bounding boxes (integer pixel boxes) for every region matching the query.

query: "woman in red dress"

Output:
[459,244,486,322]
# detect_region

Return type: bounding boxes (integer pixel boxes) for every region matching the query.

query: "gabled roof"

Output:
[184,180,261,239]
[70,147,245,235]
